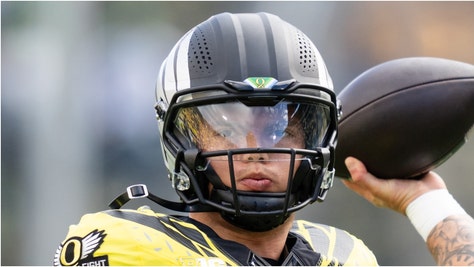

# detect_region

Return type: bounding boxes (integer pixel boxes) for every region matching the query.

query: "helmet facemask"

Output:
[154,12,339,231]
[157,83,338,231]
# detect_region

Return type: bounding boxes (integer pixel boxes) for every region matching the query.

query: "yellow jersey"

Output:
[54,206,377,266]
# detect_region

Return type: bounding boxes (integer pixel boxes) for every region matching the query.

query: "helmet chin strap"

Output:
[108,184,216,212]
[107,183,292,232]
[209,188,295,231]
[223,212,291,232]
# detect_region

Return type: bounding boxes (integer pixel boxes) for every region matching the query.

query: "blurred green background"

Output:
[2,1,474,265]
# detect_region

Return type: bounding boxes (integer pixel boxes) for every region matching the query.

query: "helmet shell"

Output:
[156,12,333,103]
[154,12,338,231]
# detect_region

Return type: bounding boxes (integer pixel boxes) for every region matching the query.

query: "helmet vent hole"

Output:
[189,29,214,74]
[296,31,317,73]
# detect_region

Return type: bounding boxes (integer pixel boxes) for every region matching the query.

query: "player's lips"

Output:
[239,175,273,191]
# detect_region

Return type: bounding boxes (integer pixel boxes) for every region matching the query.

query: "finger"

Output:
[344,156,367,182]
[341,157,371,193]
[344,156,382,189]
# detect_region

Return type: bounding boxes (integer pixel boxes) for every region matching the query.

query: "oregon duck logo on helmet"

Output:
[244,77,278,89]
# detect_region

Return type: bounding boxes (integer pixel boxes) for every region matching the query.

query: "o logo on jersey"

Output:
[53,229,108,266]
[60,237,82,265]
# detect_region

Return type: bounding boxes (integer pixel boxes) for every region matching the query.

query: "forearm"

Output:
[427,214,474,266]
[406,189,474,266]
[341,159,474,265]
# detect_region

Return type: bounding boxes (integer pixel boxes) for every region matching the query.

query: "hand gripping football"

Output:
[335,57,474,179]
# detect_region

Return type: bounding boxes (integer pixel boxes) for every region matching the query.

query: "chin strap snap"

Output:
[108,184,216,212]
[109,184,149,209]
[109,184,187,210]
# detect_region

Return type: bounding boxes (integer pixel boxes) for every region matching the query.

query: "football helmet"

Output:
[154,12,340,231]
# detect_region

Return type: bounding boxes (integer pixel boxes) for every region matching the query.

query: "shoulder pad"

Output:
[291,220,378,266]
[53,207,238,266]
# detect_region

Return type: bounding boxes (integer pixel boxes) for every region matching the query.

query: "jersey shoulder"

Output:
[53,207,238,266]
[291,219,378,266]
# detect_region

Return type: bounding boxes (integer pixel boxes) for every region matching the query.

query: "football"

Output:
[335,57,474,179]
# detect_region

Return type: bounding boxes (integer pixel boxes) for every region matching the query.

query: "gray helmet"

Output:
[155,12,340,231]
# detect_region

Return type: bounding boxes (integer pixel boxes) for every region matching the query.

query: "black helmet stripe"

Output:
[227,12,279,79]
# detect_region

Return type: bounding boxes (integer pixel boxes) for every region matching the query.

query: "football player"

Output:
[54,12,474,266]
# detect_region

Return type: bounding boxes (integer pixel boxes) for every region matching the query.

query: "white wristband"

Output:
[406,189,467,241]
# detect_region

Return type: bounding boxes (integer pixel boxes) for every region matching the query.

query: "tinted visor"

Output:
[174,100,331,151]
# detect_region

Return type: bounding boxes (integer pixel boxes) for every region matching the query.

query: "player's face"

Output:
[195,103,305,193]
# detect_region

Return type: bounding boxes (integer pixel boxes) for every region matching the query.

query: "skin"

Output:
[342,156,474,266]
[190,107,304,260]
[427,214,474,265]
[191,147,297,260]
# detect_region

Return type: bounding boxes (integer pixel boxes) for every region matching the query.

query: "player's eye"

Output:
[215,127,234,138]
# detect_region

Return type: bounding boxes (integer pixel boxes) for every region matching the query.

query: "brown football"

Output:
[335,57,474,179]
